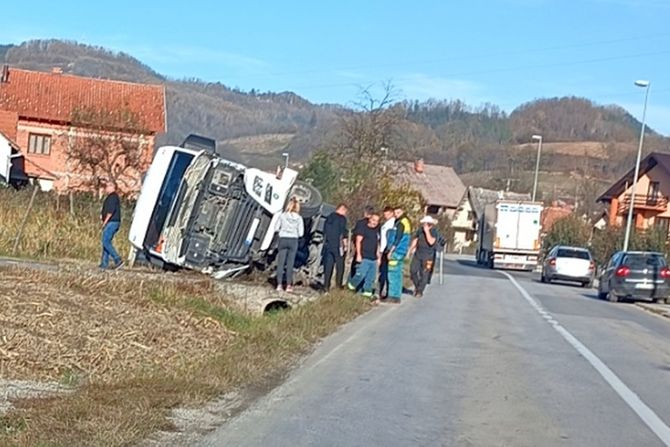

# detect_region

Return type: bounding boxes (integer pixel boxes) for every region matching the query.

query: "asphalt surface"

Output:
[198,256,670,447]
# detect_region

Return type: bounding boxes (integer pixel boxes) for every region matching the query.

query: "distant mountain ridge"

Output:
[1,39,667,176]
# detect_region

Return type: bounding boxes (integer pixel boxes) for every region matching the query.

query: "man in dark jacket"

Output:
[100,182,123,270]
[410,215,439,298]
[322,204,348,291]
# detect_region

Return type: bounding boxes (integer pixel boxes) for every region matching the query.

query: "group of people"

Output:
[277,201,443,302]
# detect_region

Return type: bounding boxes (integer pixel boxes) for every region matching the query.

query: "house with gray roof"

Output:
[451,186,531,249]
[397,159,465,218]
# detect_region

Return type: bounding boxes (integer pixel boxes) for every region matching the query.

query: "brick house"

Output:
[598,152,670,236]
[0,66,166,193]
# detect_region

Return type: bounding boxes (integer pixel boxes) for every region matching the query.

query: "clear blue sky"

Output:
[2,0,669,134]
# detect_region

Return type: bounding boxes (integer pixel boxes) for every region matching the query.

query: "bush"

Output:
[591,226,669,265]
[543,215,591,252]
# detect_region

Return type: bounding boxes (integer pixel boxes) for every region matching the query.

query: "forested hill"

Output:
[1,39,667,176]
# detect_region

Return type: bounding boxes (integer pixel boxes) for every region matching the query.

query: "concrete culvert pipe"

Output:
[263,300,291,313]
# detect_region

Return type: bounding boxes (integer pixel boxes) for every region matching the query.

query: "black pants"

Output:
[322,249,344,290]
[378,252,389,297]
[411,255,434,295]
[276,237,299,286]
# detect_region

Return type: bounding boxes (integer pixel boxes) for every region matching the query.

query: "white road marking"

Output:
[501,272,670,447]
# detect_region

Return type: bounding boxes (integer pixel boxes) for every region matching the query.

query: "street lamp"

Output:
[531,135,543,202]
[282,152,289,169]
[623,80,651,252]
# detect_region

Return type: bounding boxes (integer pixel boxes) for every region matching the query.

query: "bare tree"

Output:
[64,106,150,193]
[327,82,408,209]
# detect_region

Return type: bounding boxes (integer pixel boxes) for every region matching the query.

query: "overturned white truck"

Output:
[128,136,330,283]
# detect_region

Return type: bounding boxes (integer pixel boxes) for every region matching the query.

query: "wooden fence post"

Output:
[12,185,39,255]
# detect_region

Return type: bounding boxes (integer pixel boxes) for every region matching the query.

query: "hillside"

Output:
[2,39,668,181]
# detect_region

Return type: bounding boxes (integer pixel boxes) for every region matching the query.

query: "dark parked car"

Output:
[597,251,670,303]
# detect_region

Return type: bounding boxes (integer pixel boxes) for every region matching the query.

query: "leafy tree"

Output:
[299,150,340,203]
[543,215,591,252]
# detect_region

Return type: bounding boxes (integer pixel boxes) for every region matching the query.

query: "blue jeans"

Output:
[101,221,121,268]
[348,259,377,295]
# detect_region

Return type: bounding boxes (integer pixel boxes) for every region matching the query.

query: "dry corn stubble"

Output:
[0,266,234,384]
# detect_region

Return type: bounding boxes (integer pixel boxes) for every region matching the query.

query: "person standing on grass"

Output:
[378,206,396,299]
[410,215,439,298]
[100,182,123,270]
[384,206,412,303]
[275,198,304,293]
[322,203,349,292]
[347,212,381,299]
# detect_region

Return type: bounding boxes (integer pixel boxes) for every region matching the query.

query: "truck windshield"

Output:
[144,151,195,250]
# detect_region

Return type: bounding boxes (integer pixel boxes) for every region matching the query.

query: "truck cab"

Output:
[129,140,326,281]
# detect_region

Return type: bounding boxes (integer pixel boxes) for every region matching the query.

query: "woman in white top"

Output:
[275,198,304,292]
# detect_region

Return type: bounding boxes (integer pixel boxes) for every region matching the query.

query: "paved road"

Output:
[198,256,670,446]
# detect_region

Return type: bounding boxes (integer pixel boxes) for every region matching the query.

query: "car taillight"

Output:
[661,267,670,279]
[615,266,631,278]
[548,258,556,266]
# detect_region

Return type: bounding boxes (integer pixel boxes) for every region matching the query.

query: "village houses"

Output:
[451,187,531,249]
[598,152,670,237]
[398,158,465,218]
[0,66,166,193]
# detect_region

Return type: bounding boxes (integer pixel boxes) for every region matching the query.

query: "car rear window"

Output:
[556,249,590,260]
[622,254,667,268]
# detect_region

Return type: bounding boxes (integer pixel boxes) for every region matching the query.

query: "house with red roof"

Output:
[598,152,670,236]
[0,66,165,193]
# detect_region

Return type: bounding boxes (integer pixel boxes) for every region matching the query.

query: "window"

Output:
[28,133,51,155]
[654,217,670,235]
[144,151,195,250]
[467,211,475,221]
[648,181,661,205]
[556,248,591,260]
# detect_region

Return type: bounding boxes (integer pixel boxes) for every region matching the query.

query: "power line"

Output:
[217,32,670,82]
[283,49,670,92]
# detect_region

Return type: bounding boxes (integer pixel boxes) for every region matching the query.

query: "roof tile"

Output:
[0,68,165,133]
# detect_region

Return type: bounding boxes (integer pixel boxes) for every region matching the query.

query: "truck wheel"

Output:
[290,181,322,218]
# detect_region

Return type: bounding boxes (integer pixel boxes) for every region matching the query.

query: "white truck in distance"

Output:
[476,200,543,271]
[128,136,328,281]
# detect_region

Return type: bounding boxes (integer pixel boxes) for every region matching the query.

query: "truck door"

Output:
[515,203,542,251]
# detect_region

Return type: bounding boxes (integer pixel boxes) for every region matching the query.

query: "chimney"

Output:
[51,67,63,75]
[1,65,9,83]
[414,158,425,174]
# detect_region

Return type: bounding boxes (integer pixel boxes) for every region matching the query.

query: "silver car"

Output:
[541,246,595,288]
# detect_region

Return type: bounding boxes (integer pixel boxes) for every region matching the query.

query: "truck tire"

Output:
[290,181,322,218]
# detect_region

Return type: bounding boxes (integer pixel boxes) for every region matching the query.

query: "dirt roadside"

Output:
[0,258,371,446]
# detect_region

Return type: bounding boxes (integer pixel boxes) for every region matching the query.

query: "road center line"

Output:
[501,272,670,447]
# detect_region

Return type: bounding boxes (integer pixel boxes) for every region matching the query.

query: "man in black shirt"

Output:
[410,215,439,298]
[349,205,373,280]
[347,212,380,298]
[100,182,123,269]
[322,204,348,291]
